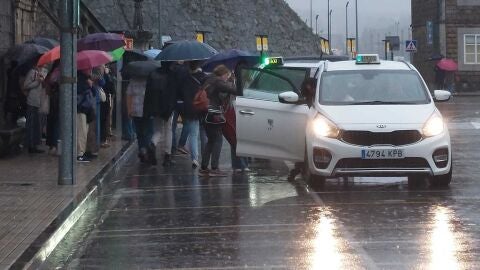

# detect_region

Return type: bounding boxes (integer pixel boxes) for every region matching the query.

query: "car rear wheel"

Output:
[429,166,452,187]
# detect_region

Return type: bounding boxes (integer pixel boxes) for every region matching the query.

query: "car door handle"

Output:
[239,110,255,115]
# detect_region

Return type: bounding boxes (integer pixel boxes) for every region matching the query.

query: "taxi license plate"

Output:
[361,149,404,159]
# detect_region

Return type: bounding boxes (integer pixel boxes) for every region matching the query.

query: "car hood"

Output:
[319,104,435,125]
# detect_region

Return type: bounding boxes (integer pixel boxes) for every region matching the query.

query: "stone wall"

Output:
[0,0,14,125]
[83,0,322,56]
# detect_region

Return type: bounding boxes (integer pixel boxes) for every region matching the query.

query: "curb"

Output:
[9,141,135,270]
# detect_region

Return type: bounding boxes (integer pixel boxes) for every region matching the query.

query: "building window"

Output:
[464,34,480,64]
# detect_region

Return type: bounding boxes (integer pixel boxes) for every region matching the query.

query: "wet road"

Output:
[44,96,480,269]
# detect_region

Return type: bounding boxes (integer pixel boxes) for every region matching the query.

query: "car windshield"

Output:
[319,70,431,105]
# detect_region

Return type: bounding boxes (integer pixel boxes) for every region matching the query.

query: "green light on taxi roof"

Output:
[263,57,270,65]
[356,55,362,62]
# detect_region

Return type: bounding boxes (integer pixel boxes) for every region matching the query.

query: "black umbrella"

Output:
[25,37,59,49]
[155,40,217,61]
[124,49,149,62]
[5,43,49,65]
[122,60,162,78]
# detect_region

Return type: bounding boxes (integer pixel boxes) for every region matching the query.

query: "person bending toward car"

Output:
[199,65,237,177]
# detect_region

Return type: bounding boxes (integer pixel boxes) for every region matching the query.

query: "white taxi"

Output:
[235,55,452,187]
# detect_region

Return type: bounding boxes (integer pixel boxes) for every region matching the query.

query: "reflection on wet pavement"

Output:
[44,98,480,269]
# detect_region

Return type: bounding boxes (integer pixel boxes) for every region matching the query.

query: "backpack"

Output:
[192,84,210,112]
[191,75,209,112]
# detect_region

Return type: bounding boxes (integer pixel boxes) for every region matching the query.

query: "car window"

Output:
[242,68,307,102]
[319,70,431,105]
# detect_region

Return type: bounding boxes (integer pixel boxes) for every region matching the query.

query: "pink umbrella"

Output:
[77,50,113,70]
[436,58,458,71]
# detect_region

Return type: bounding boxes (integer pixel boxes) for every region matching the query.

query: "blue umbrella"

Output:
[144,49,161,59]
[202,49,260,72]
[155,40,217,61]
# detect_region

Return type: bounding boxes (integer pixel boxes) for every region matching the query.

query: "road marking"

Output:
[471,122,480,129]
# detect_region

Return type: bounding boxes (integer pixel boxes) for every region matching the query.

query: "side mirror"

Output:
[433,90,451,102]
[279,91,300,104]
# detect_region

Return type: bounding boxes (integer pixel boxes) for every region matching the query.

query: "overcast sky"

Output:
[284,0,411,39]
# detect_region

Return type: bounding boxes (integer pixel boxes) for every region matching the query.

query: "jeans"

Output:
[231,146,249,169]
[182,119,199,162]
[132,117,154,151]
[171,107,189,151]
[201,124,223,169]
[25,105,41,148]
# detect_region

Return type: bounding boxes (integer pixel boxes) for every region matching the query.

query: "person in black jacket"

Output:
[177,61,207,168]
[199,65,237,177]
[144,63,177,166]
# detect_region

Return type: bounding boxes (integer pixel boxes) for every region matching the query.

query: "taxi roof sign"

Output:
[356,54,380,64]
[264,57,284,66]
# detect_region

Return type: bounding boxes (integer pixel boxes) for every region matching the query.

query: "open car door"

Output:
[235,67,310,162]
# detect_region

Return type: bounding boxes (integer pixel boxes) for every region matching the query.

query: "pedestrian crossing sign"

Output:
[405,40,417,52]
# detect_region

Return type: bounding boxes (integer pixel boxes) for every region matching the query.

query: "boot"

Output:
[162,153,175,167]
[147,143,157,166]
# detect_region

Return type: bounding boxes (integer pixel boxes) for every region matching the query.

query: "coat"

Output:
[177,68,207,120]
[204,75,237,108]
[143,67,176,120]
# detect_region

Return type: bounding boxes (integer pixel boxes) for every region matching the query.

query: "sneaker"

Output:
[77,155,91,162]
[192,160,199,169]
[100,142,111,148]
[178,146,189,155]
[209,169,228,177]
[199,168,209,176]
[243,168,251,172]
[85,152,98,159]
[162,154,175,167]
[233,168,243,173]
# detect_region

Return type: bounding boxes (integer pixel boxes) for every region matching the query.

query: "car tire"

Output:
[407,175,425,188]
[303,148,326,189]
[428,166,453,187]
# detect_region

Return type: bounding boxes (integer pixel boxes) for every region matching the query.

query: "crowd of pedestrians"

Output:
[126,59,249,176]
[3,40,250,176]
[4,59,116,162]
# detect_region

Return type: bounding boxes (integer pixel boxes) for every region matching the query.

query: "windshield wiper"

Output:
[350,100,418,105]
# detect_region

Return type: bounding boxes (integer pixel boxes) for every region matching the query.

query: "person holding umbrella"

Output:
[126,72,156,165]
[22,64,49,153]
[144,62,177,167]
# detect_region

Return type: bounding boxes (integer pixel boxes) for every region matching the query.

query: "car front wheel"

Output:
[303,149,326,188]
[428,166,452,187]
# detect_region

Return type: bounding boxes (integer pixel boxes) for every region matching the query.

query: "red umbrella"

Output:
[77,50,113,70]
[436,58,458,71]
[37,46,60,66]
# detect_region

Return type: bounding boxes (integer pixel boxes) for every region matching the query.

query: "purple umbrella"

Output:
[77,33,125,52]
[202,49,259,72]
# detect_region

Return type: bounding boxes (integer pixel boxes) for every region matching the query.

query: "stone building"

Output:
[412,0,480,92]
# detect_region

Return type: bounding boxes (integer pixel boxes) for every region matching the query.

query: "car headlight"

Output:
[422,111,444,137]
[312,114,340,138]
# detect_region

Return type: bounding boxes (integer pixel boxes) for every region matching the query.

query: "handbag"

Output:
[98,87,107,102]
[204,105,226,125]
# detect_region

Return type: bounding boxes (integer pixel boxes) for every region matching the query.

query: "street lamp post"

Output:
[316,14,319,35]
[329,9,333,49]
[346,1,350,54]
[310,0,313,30]
[355,0,359,52]
[327,0,330,41]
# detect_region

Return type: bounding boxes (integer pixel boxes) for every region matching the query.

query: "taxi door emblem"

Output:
[377,124,387,129]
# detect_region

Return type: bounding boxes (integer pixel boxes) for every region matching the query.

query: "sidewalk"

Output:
[0,135,133,269]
